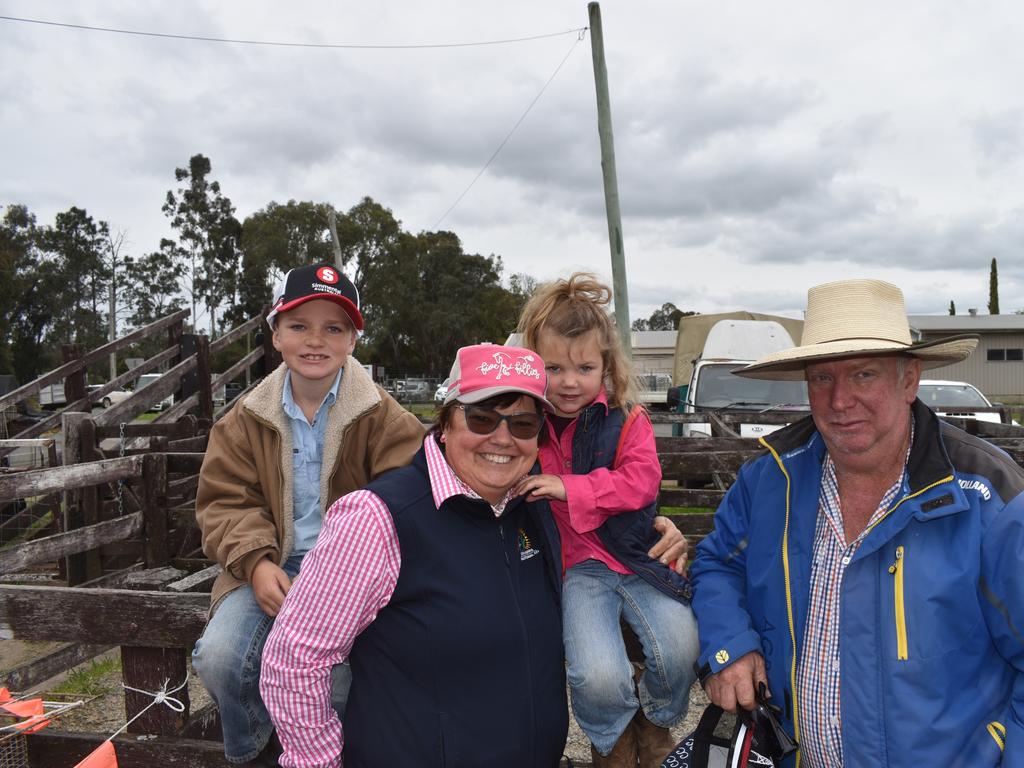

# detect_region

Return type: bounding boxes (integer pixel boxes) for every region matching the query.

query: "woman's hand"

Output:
[251,558,292,617]
[513,474,567,502]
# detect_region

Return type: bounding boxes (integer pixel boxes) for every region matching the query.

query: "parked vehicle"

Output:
[213,381,245,408]
[636,373,672,409]
[396,378,432,403]
[672,317,809,438]
[39,384,66,409]
[135,373,174,411]
[89,384,132,409]
[918,379,1012,424]
[434,379,451,404]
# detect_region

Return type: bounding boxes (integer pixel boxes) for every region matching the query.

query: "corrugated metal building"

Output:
[909,314,1024,399]
[631,330,677,377]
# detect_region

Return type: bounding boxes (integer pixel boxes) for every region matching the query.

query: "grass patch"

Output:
[404,403,437,420]
[52,656,122,696]
[661,506,714,515]
[2,509,54,548]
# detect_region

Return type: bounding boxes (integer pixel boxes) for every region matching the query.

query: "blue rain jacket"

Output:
[690,400,1024,766]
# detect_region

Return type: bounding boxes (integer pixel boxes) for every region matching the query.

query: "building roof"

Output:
[631,330,678,349]
[909,314,1024,334]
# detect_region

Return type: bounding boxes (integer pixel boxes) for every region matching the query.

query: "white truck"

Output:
[672,314,809,438]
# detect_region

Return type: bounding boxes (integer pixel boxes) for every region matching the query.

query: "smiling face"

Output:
[534,329,605,418]
[271,299,357,388]
[806,355,920,472]
[442,395,541,504]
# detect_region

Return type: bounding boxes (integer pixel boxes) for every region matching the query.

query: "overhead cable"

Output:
[0,15,586,50]
[433,28,587,229]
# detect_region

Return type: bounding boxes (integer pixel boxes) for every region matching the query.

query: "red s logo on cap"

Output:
[317,266,340,284]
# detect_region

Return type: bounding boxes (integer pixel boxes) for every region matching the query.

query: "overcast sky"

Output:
[3,1,1024,322]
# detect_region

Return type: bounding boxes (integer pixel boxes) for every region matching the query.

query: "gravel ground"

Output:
[562,683,710,765]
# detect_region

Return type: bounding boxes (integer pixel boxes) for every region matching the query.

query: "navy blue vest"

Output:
[575,402,692,602]
[343,445,568,767]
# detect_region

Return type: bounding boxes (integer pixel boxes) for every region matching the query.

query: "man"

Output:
[690,278,1023,766]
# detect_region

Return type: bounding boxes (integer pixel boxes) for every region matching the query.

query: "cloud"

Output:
[970,108,1024,173]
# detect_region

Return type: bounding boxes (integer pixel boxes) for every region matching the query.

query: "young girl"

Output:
[514,273,699,768]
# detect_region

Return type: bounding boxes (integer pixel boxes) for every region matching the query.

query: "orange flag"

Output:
[73,740,118,768]
[1,697,50,733]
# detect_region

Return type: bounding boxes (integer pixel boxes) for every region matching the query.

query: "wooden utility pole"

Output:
[588,2,631,354]
[328,209,344,272]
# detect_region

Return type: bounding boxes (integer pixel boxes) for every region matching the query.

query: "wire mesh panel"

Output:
[0,733,27,768]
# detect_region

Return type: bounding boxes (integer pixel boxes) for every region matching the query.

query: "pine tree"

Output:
[988,258,1000,315]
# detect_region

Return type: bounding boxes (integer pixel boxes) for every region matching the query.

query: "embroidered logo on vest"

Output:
[518,528,539,561]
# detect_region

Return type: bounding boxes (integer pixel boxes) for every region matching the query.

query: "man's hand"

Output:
[704,651,768,712]
[650,516,689,574]
[512,473,567,502]
[251,558,291,617]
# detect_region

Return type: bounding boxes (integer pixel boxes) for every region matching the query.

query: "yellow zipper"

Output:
[761,437,801,767]
[888,545,908,660]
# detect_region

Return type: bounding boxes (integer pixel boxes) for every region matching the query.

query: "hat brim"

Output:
[445,385,554,413]
[267,293,364,330]
[735,334,978,381]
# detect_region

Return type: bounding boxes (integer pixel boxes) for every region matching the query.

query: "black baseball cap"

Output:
[266,263,363,330]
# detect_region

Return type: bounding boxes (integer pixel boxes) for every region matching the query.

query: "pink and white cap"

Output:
[443,343,552,411]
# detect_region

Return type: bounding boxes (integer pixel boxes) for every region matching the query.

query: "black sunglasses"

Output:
[458,404,545,439]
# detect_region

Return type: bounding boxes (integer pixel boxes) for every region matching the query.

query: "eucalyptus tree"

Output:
[163,154,241,337]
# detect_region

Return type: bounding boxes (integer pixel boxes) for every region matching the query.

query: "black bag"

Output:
[661,685,797,768]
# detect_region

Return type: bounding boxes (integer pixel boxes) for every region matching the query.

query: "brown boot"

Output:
[589,720,638,768]
[632,709,676,768]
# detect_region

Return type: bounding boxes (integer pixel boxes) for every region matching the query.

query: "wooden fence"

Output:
[0,405,1022,766]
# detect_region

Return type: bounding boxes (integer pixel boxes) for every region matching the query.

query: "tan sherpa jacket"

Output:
[196,359,425,613]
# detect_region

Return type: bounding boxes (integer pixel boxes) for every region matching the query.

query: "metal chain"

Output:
[117,421,126,517]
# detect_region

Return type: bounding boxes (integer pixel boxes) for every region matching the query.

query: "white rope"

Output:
[107,671,189,740]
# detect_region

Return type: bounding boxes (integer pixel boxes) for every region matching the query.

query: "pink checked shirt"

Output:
[259,434,517,768]
[537,393,662,575]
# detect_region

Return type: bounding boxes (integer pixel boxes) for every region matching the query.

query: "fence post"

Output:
[78,417,103,580]
[61,412,88,585]
[141,453,169,568]
[61,344,86,404]
[123,450,189,735]
[181,334,213,422]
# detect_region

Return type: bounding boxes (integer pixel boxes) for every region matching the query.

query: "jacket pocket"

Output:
[888,545,908,660]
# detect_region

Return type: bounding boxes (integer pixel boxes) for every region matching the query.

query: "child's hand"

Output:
[252,558,292,617]
[513,474,567,502]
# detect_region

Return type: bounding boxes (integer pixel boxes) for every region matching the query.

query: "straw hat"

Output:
[736,279,978,381]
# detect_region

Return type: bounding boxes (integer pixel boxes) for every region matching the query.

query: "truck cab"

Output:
[678,319,809,438]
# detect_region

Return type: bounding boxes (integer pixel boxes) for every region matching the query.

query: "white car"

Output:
[434,379,451,404]
[135,373,174,411]
[917,380,1007,424]
[88,384,132,409]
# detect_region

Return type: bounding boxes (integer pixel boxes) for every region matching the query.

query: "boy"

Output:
[192,262,425,765]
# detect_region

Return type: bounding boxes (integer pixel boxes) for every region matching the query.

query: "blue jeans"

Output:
[562,559,700,756]
[192,554,352,763]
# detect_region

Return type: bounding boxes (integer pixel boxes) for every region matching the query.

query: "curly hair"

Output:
[516,272,636,410]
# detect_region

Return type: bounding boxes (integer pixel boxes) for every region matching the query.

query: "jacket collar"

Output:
[763,398,963,520]
[242,356,382,434]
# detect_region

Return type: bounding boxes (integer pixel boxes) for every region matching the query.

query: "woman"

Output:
[260,343,688,768]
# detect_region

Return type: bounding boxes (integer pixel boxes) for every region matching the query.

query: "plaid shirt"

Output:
[260,435,518,768]
[796,423,912,767]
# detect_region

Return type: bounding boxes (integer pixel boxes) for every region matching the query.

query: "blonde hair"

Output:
[517,272,637,410]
